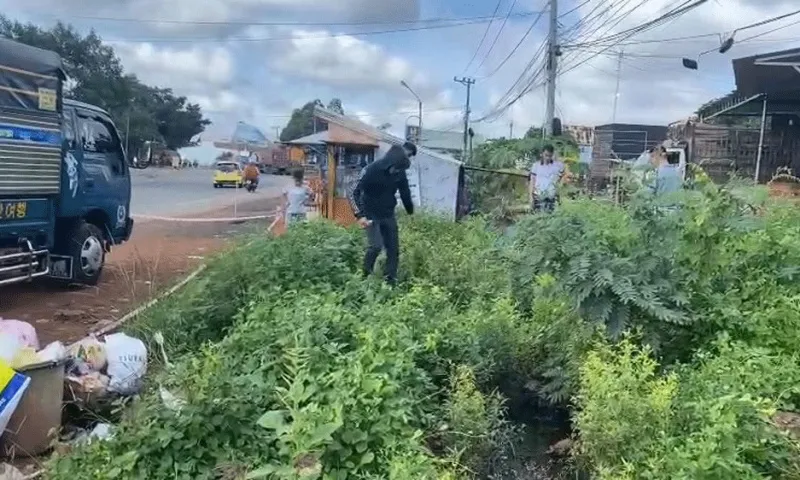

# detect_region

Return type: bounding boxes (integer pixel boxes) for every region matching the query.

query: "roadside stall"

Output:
[312,107,463,224]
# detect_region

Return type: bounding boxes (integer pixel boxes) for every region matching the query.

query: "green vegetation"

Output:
[46,178,800,479]
[466,130,580,217]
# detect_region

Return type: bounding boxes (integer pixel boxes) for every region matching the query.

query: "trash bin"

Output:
[1,359,66,457]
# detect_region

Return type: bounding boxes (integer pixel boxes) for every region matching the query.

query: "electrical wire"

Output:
[559,0,707,73]
[558,0,593,19]
[27,10,542,27]
[565,0,705,49]
[95,15,540,43]
[477,0,708,122]
[461,0,506,73]
[472,0,520,72]
[477,6,548,79]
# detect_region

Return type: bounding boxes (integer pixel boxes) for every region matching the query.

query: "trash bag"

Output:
[0,319,39,350]
[38,341,68,363]
[68,337,107,372]
[105,333,147,395]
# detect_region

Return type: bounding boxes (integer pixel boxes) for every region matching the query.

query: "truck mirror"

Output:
[132,141,154,169]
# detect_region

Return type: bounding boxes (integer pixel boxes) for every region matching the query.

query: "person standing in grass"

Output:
[648,146,682,196]
[529,144,565,213]
[349,142,416,285]
[282,168,312,226]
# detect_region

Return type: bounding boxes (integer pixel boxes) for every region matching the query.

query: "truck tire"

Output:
[68,222,105,286]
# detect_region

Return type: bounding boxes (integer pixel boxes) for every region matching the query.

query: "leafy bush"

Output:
[575,338,800,479]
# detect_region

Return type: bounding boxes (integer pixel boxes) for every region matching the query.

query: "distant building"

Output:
[564,124,594,145]
[405,125,485,156]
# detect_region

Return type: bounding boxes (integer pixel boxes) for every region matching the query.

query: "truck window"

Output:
[62,108,76,148]
[77,112,125,176]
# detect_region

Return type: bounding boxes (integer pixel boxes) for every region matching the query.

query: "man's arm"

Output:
[348,166,369,219]
[398,173,414,215]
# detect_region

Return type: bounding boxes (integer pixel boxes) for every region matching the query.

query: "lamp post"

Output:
[400,80,423,145]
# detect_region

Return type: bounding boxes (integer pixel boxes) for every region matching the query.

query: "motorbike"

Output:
[244,179,258,193]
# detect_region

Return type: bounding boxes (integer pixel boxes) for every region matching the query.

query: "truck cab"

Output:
[0,38,146,287]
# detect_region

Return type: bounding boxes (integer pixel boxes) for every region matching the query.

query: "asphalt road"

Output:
[130,168,289,217]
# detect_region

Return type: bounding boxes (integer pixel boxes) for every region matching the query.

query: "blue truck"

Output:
[0,38,152,287]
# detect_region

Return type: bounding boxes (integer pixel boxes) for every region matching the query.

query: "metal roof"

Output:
[314,107,462,166]
[284,131,329,145]
[733,46,800,99]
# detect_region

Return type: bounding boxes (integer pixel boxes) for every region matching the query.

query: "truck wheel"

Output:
[68,222,105,286]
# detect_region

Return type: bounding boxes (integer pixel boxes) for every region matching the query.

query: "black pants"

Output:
[364,216,399,284]
[533,197,557,213]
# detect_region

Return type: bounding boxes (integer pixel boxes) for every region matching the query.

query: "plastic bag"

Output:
[68,337,107,372]
[0,319,38,350]
[38,341,68,363]
[0,334,22,364]
[105,333,147,395]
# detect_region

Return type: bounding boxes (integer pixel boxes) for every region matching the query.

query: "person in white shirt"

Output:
[529,144,565,213]
[282,168,312,225]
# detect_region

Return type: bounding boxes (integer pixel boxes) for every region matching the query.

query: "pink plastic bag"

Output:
[0,319,39,350]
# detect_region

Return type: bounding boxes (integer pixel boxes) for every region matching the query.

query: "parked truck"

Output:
[0,38,152,287]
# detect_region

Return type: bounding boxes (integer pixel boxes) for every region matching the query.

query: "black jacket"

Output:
[349,145,414,220]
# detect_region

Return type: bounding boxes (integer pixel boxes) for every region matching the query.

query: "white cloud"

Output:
[113,42,234,88]
[272,29,429,93]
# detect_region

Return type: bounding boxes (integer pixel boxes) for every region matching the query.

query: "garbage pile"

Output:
[0,317,149,459]
[66,332,148,404]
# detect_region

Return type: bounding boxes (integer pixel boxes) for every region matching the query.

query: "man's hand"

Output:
[357,217,372,228]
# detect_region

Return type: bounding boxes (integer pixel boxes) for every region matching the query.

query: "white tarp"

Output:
[325,110,462,220]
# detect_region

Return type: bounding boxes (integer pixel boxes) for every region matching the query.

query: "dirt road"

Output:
[1,192,283,346]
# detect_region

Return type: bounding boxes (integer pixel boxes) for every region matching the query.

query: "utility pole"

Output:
[544,0,558,137]
[509,121,514,138]
[454,76,475,161]
[272,126,281,140]
[612,50,623,124]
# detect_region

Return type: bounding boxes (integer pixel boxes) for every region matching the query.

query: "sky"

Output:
[2,0,800,141]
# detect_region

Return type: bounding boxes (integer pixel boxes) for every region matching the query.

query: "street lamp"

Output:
[400,80,423,145]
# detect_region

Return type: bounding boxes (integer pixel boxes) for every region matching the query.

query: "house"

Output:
[314,107,464,221]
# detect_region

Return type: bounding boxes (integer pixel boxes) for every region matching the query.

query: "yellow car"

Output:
[213,161,243,188]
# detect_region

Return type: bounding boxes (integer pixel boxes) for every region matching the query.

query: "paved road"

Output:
[131,168,289,217]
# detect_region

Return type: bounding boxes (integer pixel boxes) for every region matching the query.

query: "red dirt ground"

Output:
[0,197,281,346]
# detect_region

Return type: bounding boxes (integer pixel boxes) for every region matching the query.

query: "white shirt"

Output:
[284,185,310,215]
[530,160,565,198]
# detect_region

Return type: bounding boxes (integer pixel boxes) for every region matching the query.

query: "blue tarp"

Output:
[231,121,268,146]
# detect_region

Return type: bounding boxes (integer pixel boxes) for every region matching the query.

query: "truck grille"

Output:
[0,110,61,195]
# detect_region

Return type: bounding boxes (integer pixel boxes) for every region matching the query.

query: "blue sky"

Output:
[2,0,799,140]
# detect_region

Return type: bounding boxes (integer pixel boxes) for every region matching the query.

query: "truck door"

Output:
[75,108,130,242]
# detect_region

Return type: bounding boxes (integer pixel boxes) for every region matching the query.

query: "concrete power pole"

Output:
[454,76,475,161]
[509,121,514,138]
[612,50,623,123]
[544,0,558,137]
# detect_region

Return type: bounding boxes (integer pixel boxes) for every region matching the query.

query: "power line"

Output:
[567,5,800,48]
[473,0,520,72]
[28,10,542,27]
[93,13,542,43]
[558,0,593,19]
[477,6,548,79]
[461,0,506,73]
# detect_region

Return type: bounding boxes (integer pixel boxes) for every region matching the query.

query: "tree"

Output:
[327,98,345,115]
[0,16,210,154]
[279,98,346,142]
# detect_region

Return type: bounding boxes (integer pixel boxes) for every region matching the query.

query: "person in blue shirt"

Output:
[648,146,682,196]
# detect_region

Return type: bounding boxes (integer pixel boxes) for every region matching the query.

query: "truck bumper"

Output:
[123,217,134,242]
[0,241,49,287]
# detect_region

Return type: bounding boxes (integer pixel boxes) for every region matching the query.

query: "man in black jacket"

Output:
[349,141,416,285]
